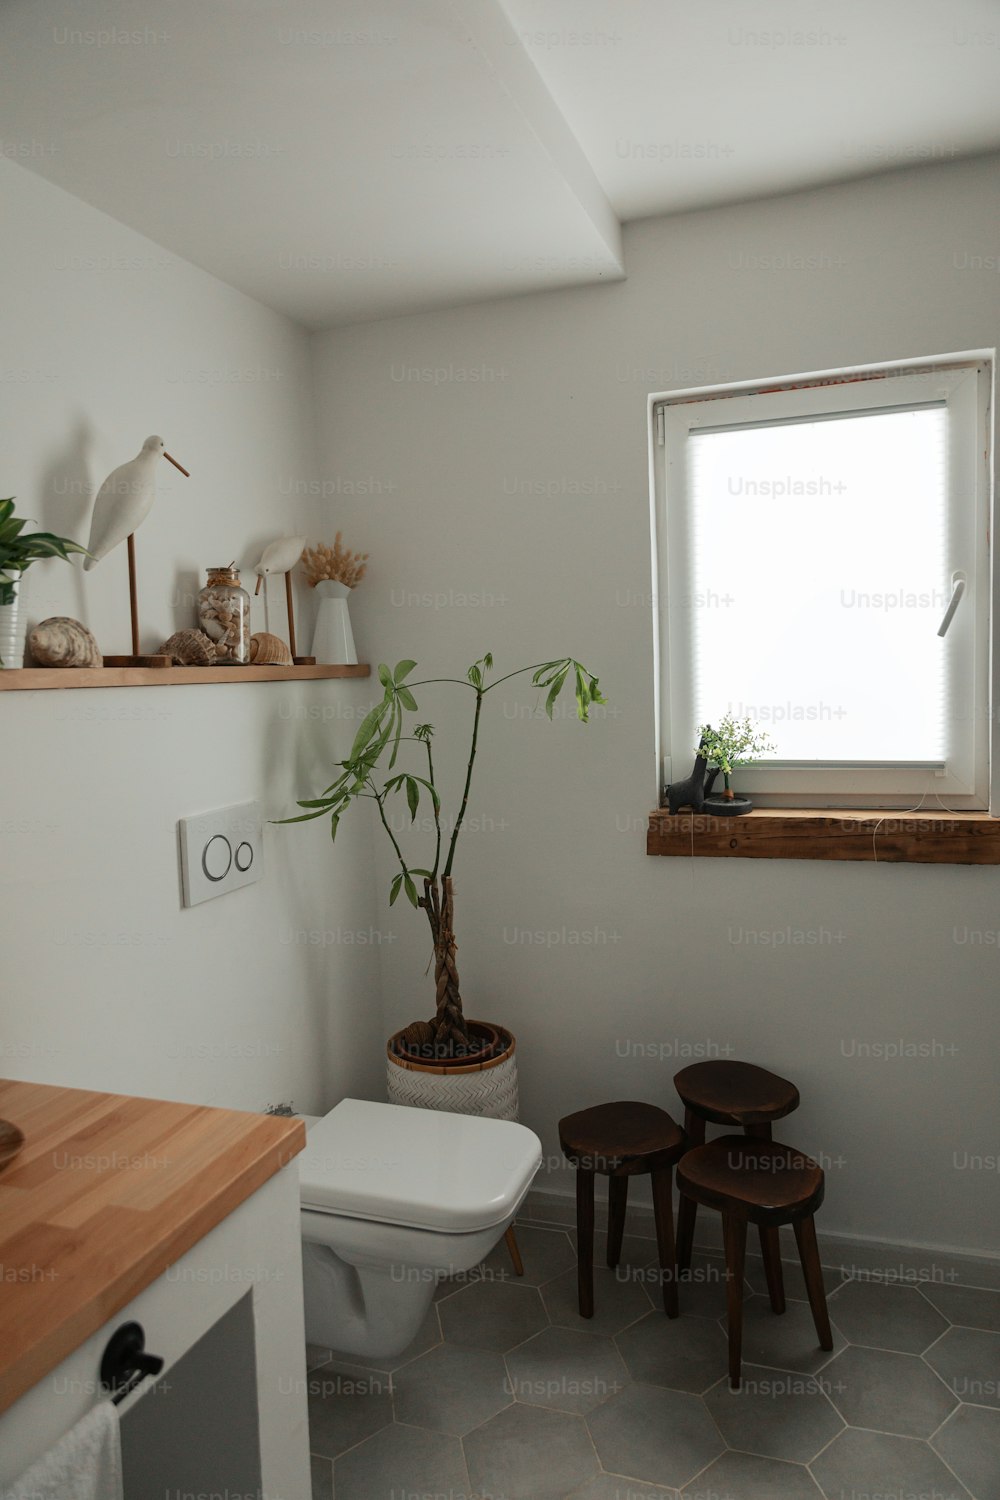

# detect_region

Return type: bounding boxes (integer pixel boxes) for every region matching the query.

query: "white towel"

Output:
[2,1400,122,1500]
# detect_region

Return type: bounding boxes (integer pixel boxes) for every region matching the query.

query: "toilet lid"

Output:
[298,1098,542,1232]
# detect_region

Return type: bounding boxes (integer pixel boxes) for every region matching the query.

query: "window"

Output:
[650,355,993,809]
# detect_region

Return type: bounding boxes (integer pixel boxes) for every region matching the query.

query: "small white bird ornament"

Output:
[252,535,306,658]
[84,435,189,659]
[252,535,306,594]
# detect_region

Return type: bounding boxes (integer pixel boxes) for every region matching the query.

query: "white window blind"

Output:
[688,405,948,763]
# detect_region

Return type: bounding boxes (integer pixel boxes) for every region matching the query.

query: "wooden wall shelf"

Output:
[647,806,1000,865]
[0,664,370,691]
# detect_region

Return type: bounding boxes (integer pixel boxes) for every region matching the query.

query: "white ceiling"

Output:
[2,0,998,330]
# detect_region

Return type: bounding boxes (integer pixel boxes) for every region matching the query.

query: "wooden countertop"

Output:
[0,1079,305,1414]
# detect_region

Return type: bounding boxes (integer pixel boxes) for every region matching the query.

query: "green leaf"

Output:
[396,685,417,712]
[406,776,419,821]
[408,774,440,811]
[273,807,333,824]
[377,663,393,688]
[403,873,418,907]
[409,868,433,879]
[393,659,417,684]
[329,813,340,841]
[389,873,403,906]
[467,664,483,689]
[349,697,391,761]
[388,700,404,769]
[544,664,570,719]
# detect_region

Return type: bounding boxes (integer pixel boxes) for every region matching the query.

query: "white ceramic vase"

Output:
[0,578,26,669]
[311,580,357,665]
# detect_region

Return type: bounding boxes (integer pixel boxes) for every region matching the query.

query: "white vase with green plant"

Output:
[0,499,90,667]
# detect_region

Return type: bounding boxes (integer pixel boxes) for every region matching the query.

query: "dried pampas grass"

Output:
[301,533,369,589]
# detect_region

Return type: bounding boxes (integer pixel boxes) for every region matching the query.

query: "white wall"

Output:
[0,160,385,1113]
[311,155,1000,1255]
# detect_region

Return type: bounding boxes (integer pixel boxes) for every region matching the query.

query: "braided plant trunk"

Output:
[421,876,470,1049]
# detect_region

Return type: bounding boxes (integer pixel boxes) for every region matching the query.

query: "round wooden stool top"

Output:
[673,1060,799,1127]
[677,1136,825,1226]
[558,1101,685,1177]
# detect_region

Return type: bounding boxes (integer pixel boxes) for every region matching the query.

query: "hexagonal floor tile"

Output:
[671,1251,749,1322]
[333,1423,469,1500]
[704,1364,843,1463]
[543,1263,654,1337]
[823,1344,957,1437]
[464,1402,598,1500]
[616,1311,728,1394]
[932,1403,1000,1499]
[727,1297,846,1375]
[680,1450,824,1500]
[587,1382,724,1490]
[743,1251,844,1305]
[437,1277,548,1351]
[826,1279,949,1353]
[925,1326,1000,1408]
[809,1428,972,1500]
[479,1223,577,1287]
[392,1342,511,1435]
[505,1325,630,1413]
[306,1365,393,1459]
[567,1472,679,1500]
[921,1282,1000,1333]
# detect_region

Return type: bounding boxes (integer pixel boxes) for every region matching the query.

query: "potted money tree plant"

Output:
[284,652,604,1118]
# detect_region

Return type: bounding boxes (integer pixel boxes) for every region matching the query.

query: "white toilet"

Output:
[298,1098,543,1358]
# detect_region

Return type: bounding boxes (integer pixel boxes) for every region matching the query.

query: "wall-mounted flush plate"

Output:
[179,801,263,907]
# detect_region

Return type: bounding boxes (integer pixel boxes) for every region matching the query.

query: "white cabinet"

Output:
[0,1163,310,1498]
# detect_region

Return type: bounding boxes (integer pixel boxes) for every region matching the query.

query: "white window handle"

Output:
[937,571,967,638]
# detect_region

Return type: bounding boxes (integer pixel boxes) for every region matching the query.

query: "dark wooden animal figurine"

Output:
[665,734,720,814]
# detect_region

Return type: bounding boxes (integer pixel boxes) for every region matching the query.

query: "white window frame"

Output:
[648,352,995,811]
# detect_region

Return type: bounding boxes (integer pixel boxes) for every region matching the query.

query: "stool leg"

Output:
[607,1176,628,1268]
[758,1226,786,1314]
[722,1211,748,1389]
[651,1166,679,1318]
[504,1226,525,1277]
[575,1169,596,1318]
[675,1109,705,1271]
[743,1121,785,1314]
[794,1215,833,1351]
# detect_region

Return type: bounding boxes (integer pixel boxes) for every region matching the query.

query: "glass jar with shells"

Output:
[197,564,251,664]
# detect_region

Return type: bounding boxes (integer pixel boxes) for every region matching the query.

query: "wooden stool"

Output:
[677,1136,833,1388]
[558,1101,686,1320]
[673,1059,799,1312]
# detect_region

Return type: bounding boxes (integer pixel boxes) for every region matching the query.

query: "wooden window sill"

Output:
[0,664,370,691]
[646,807,1000,865]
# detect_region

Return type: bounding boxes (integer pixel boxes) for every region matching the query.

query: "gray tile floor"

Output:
[305,1223,1000,1500]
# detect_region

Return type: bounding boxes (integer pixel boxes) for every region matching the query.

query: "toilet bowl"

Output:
[298,1097,542,1358]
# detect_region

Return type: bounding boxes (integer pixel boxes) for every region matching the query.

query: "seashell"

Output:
[158,629,217,666]
[28,617,101,668]
[249,631,292,665]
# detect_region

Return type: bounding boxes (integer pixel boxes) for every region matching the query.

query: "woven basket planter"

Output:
[386,1022,519,1122]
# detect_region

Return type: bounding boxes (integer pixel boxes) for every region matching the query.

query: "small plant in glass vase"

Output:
[699,713,775,816]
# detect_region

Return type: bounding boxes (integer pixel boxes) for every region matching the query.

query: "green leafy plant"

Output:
[284,652,604,1051]
[0,498,91,662]
[698,712,775,799]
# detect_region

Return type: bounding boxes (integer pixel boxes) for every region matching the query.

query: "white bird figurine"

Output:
[252,535,306,593]
[84,435,188,570]
[84,435,189,659]
[252,535,306,656]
